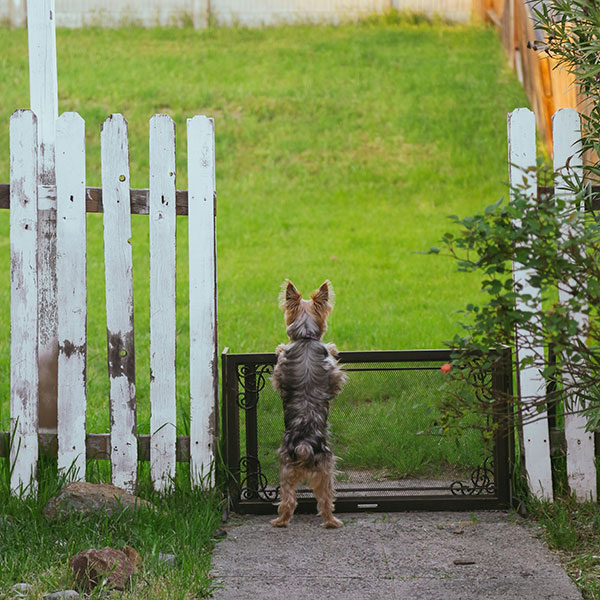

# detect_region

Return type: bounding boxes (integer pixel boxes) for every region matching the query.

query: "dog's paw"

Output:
[270,517,289,528]
[323,517,343,529]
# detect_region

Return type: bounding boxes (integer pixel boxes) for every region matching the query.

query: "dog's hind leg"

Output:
[271,463,301,527]
[311,462,343,529]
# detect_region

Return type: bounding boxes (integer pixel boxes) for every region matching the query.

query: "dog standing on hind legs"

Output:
[271,279,347,528]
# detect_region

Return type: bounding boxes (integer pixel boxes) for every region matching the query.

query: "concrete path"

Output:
[210,511,581,600]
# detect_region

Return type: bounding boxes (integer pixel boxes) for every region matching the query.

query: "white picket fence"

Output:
[508,107,597,502]
[9,109,217,495]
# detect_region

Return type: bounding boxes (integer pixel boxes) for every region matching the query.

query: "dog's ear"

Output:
[311,280,334,310]
[279,279,301,310]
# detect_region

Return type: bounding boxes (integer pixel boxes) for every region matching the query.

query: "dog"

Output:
[270,279,347,528]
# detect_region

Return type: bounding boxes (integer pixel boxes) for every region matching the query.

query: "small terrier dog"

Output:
[271,280,347,528]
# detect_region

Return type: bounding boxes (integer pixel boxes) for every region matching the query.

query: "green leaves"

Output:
[435,158,600,429]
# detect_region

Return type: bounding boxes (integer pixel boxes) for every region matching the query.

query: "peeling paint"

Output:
[59,339,85,359]
[107,330,135,384]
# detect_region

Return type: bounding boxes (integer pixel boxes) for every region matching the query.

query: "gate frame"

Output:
[222,348,513,514]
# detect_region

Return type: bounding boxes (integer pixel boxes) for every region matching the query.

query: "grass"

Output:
[0,457,224,599]
[0,16,528,436]
[527,496,600,599]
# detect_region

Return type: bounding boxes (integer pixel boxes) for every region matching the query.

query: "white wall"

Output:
[1,0,473,27]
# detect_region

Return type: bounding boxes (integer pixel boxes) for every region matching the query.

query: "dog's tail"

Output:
[294,441,314,464]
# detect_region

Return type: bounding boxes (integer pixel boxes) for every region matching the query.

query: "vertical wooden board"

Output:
[187,115,217,487]
[10,110,39,496]
[149,114,177,492]
[27,0,58,177]
[27,0,59,434]
[101,114,137,493]
[508,108,553,500]
[553,109,596,500]
[56,112,87,481]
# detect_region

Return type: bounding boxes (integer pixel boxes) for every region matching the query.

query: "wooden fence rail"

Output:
[2,109,217,496]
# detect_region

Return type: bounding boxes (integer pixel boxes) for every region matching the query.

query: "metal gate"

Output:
[221,349,512,513]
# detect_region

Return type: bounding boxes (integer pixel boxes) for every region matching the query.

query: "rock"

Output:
[43,591,80,599]
[44,482,155,519]
[11,582,33,596]
[158,552,176,566]
[69,547,134,591]
[121,545,142,571]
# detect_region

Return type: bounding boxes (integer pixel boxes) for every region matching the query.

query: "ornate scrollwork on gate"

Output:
[239,455,280,502]
[236,364,273,410]
[450,363,497,496]
[450,455,495,496]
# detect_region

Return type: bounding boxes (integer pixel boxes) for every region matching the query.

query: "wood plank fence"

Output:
[508,107,597,502]
[2,109,217,496]
[479,0,580,154]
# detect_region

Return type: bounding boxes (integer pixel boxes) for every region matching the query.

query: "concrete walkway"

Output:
[210,511,581,600]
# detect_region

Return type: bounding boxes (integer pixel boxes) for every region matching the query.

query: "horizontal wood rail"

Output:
[0,183,190,215]
[0,431,192,462]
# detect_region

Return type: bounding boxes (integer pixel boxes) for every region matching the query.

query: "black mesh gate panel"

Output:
[222,350,512,513]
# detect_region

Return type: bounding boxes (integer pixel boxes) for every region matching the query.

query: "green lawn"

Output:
[0,17,528,435]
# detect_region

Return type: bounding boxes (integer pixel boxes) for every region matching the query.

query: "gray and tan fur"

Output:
[271,280,347,528]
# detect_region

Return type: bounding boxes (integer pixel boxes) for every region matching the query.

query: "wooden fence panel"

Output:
[101,114,138,493]
[9,110,39,496]
[187,115,217,487]
[27,0,59,434]
[508,107,553,500]
[149,114,177,491]
[56,112,87,481]
[553,108,597,500]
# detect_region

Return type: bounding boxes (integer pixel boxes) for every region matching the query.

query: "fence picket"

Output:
[101,114,137,493]
[507,108,553,500]
[27,0,59,434]
[56,112,87,481]
[9,110,39,496]
[149,114,177,491]
[187,116,218,487]
[553,108,597,500]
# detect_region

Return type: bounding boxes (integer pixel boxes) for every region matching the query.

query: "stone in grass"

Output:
[44,482,155,519]
[158,552,177,566]
[69,547,135,592]
[43,591,80,599]
[121,545,142,571]
[11,582,33,596]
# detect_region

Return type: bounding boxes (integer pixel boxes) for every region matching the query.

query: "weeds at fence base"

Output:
[0,455,225,600]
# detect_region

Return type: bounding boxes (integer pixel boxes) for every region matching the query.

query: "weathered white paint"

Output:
[2,0,471,27]
[27,0,59,434]
[149,114,177,492]
[508,108,553,501]
[101,114,138,493]
[553,108,597,501]
[55,112,87,481]
[10,110,39,496]
[187,116,218,487]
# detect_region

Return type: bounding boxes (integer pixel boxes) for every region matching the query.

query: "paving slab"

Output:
[210,511,581,600]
